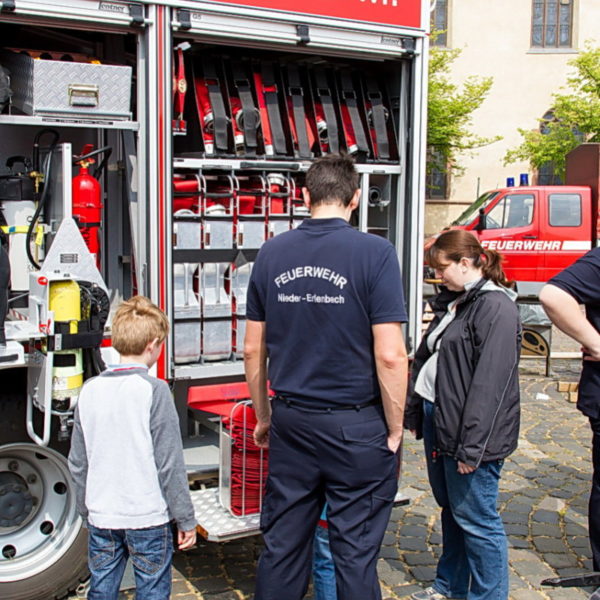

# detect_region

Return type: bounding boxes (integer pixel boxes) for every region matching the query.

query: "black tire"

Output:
[0,525,88,600]
[0,370,89,600]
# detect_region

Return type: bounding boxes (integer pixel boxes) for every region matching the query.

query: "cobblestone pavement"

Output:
[113,346,596,599]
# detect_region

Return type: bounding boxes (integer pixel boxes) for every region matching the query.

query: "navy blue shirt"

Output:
[549,247,600,419]
[246,217,408,406]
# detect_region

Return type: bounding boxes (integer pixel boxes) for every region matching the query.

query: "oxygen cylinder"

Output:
[49,280,83,410]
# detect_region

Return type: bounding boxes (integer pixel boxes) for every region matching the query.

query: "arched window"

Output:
[538,111,562,185]
[537,110,583,185]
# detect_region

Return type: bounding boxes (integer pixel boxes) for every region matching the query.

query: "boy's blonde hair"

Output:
[111,296,169,356]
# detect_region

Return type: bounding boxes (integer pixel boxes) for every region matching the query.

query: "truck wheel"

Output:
[0,443,88,600]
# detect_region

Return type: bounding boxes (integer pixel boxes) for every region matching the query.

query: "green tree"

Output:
[428,44,499,177]
[505,44,600,179]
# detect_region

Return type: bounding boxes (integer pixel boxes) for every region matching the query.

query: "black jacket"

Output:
[404,279,521,467]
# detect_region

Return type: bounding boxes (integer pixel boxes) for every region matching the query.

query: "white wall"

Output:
[426,0,600,235]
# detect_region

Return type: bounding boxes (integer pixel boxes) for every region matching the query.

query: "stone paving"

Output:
[113,336,597,600]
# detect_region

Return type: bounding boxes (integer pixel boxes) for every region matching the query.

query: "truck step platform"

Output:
[192,487,410,542]
[192,487,262,542]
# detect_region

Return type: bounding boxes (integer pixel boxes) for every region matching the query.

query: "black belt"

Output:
[275,395,381,412]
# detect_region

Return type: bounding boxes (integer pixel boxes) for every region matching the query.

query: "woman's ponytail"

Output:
[480,248,513,288]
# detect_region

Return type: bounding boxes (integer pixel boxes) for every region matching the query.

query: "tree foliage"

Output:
[428,43,499,176]
[505,44,600,179]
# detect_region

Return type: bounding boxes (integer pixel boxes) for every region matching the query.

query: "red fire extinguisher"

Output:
[72,144,111,268]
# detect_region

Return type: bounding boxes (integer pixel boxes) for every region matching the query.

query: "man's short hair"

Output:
[111,296,169,356]
[305,154,360,207]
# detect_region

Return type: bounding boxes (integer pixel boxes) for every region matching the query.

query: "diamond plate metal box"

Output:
[1,50,132,119]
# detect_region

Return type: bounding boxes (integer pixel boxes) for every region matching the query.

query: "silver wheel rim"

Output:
[0,443,82,582]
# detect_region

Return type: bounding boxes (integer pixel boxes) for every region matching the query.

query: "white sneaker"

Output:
[411,587,448,600]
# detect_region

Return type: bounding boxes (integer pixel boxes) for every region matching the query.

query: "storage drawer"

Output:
[1,50,132,120]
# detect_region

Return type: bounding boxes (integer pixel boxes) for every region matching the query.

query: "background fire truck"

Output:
[0,1,429,598]
[443,144,600,299]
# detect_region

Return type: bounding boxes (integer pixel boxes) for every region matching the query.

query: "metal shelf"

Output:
[0,114,139,131]
[173,157,402,175]
[174,361,245,380]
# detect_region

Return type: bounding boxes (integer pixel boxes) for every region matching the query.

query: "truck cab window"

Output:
[452,191,499,226]
[486,194,534,229]
[549,193,581,227]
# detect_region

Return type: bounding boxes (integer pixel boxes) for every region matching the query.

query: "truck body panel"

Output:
[0,0,428,596]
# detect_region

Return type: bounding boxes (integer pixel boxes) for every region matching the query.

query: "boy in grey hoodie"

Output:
[68,296,196,600]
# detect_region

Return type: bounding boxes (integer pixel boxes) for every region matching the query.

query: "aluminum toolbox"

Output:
[0,50,132,119]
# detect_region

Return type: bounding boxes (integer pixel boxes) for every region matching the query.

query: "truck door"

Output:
[542,189,592,280]
[478,191,539,282]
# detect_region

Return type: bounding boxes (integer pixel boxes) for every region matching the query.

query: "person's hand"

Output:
[457,461,476,475]
[582,343,600,361]
[178,528,196,550]
[254,420,271,448]
[387,431,403,454]
[409,429,417,438]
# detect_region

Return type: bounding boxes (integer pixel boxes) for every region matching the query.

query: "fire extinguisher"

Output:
[72,144,111,268]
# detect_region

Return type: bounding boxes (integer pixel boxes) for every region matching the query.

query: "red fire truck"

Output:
[0,1,429,598]
[447,143,600,297]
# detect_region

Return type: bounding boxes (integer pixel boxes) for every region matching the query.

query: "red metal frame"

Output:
[157,5,168,379]
[208,0,423,29]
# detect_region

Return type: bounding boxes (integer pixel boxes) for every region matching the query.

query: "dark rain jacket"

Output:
[404,278,522,467]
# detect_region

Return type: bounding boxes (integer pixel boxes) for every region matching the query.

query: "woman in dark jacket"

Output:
[406,230,521,600]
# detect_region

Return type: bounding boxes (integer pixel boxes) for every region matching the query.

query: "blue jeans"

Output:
[422,400,508,600]
[312,505,338,600]
[87,523,173,600]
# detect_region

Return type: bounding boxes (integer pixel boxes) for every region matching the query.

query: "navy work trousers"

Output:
[590,416,600,571]
[255,399,399,600]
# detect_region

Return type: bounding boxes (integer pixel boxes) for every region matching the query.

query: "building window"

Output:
[532,0,573,48]
[430,0,448,47]
[426,166,448,199]
[426,149,448,199]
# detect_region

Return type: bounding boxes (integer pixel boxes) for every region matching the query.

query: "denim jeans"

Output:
[312,505,338,600]
[423,400,508,600]
[87,523,173,600]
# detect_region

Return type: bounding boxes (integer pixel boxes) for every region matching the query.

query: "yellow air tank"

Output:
[49,280,83,405]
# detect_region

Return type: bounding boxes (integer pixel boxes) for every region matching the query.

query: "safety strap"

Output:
[286,64,311,159]
[1,225,44,245]
[203,58,230,152]
[340,70,369,154]
[232,62,258,152]
[261,62,287,156]
[365,77,389,159]
[314,68,339,154]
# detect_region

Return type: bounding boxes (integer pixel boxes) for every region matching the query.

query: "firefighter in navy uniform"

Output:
[244,155,408,600]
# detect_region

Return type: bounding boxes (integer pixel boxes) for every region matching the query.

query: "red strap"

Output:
[174,47,187,119]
